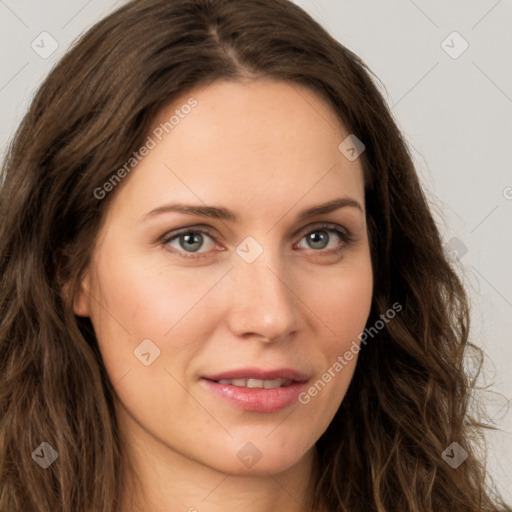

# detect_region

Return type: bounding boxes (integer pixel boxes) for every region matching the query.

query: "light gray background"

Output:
[1,0,510,502]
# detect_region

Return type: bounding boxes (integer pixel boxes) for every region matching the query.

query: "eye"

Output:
[296,224,351,253]
[162,223,352,259]
[163,228,219,258]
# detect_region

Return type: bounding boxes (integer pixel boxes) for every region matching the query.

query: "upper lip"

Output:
[202,367,309,382]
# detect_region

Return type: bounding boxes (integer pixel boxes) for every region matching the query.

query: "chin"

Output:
[216,431,316,476]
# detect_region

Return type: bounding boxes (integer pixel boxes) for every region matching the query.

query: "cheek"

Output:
[302,255,373,344]
[88,249,225,378]
[297,256,372,403]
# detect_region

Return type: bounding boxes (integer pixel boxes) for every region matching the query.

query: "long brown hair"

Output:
[0,1,509,511]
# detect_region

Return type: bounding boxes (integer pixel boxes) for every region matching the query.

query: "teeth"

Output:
[263,378,284,389]
[216,378,289,389]
[247,378,264,388]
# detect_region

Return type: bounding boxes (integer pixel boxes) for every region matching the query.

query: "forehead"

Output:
[108,79,364,222]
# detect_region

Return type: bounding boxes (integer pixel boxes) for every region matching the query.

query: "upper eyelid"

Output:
[164,221,348,237]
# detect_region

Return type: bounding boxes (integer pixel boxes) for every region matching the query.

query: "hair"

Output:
[0,1,509,511]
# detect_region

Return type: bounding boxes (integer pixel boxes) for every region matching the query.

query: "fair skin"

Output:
[74,79,373,512]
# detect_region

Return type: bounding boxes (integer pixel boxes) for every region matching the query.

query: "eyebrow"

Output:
[141,197,363,223]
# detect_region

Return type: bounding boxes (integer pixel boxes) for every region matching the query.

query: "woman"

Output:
[0,1,509,511]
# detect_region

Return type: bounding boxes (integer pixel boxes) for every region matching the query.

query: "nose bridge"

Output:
[228,238,299,340]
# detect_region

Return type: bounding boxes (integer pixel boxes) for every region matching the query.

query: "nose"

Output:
[226,247,301,343]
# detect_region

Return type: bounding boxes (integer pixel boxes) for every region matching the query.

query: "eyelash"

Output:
[161,223,353,260]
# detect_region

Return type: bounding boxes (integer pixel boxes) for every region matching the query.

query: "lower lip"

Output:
[201,379,308,413]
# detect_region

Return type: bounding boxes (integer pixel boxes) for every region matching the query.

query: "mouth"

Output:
[200,367,309,413]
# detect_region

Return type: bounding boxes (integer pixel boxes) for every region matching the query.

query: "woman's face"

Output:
[75,79,373,476]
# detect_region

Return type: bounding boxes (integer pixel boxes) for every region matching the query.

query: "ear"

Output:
[71,271,92,317]
[56,247,92,317]
[59,267,92,317]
